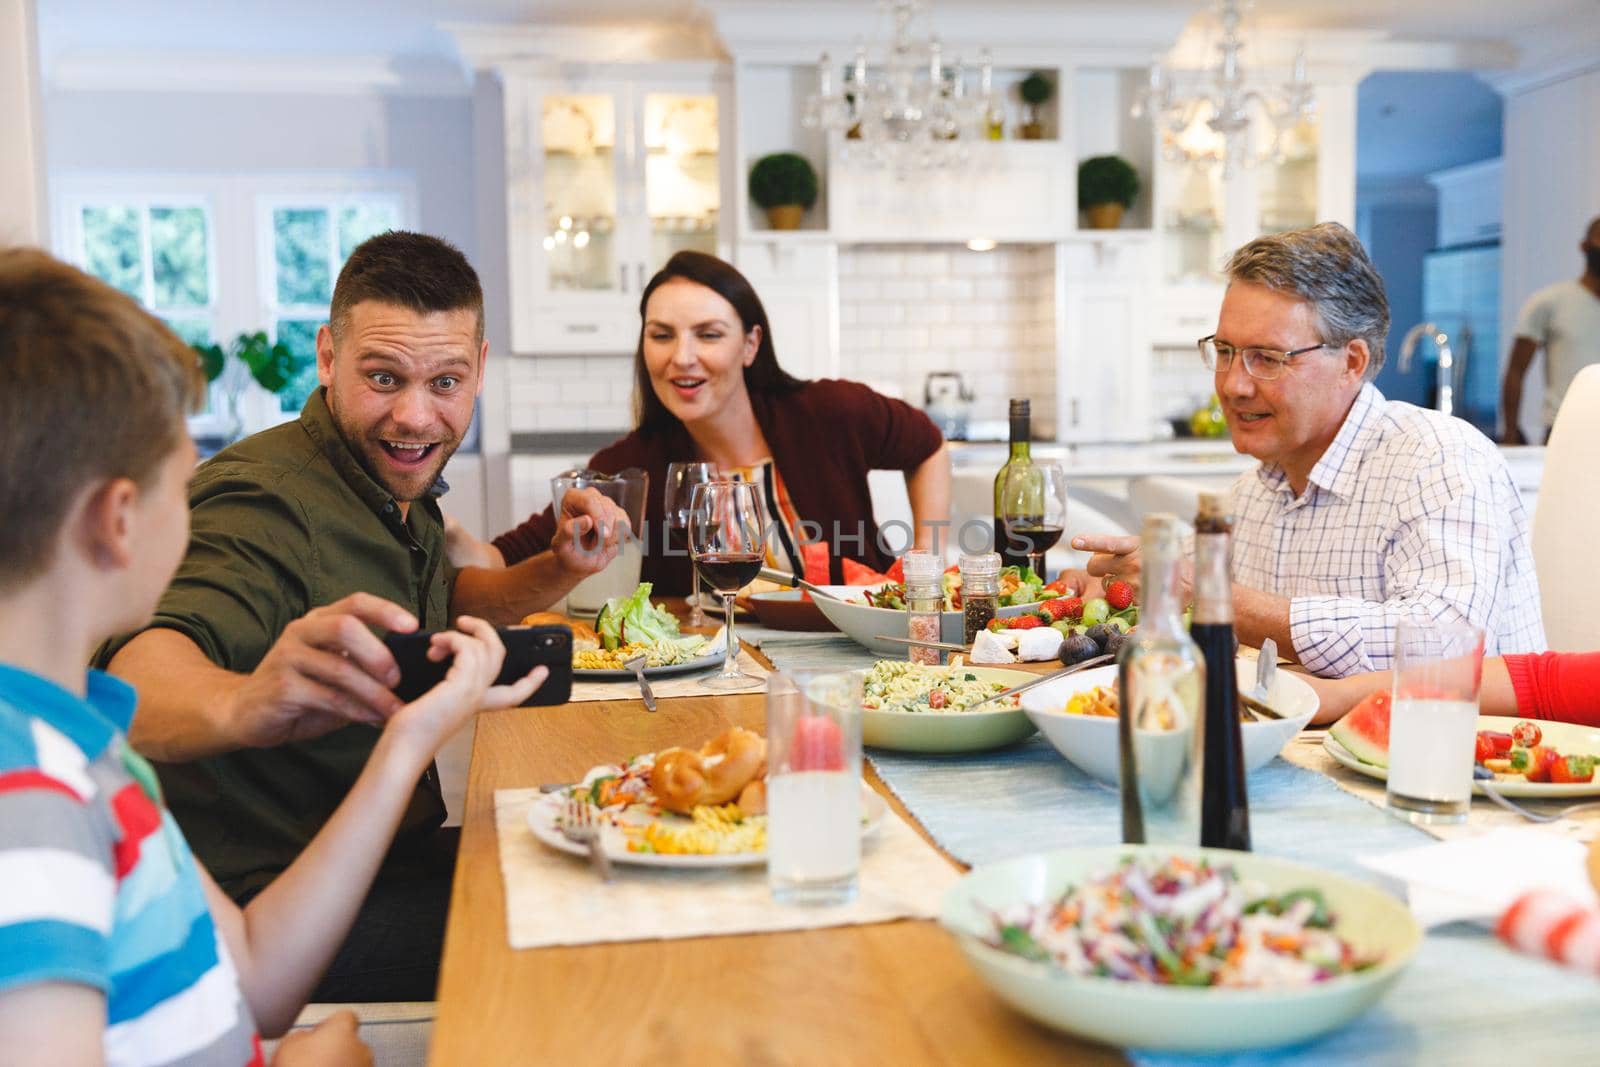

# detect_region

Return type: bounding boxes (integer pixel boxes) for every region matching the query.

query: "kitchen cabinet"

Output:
[502,65,728,354]
[1054,236,1154,443]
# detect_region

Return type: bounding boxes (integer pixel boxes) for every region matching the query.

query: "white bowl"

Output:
[859,664,1039,753]
[940,845,1419,1053]
[1019,656,1318,790]
[811,585,1044,655]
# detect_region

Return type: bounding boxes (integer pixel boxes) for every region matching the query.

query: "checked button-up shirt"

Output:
[1227,383,1546,677]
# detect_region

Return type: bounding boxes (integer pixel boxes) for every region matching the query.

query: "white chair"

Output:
[1531,364,1600,651]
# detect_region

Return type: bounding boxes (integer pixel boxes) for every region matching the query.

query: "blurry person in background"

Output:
[1500,215,1600,445]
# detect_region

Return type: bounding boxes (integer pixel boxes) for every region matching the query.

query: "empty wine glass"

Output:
[665,461,716,628]
[999,461,1068,583]
[689,480,766,690]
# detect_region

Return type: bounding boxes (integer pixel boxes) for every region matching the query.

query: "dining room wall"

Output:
[44,87,480,274]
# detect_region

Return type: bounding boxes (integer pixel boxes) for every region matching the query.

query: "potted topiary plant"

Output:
[1077,155,1140,229]
[748,152,820,231]
[1018,72,1053,140]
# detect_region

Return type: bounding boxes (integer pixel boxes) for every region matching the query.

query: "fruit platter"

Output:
[528,727,885,868]
[1325,692,1600,798]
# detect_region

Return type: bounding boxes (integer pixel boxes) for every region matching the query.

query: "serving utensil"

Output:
[963,654,1115,711]
[623,653,657,712]
[1247,638,1278,702]
[560,797,614,883]
[872,633,971,654]
[758,566,847,602]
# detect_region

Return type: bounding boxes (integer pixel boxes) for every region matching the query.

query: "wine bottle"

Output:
[1193,491,1251,851]
[1117,513,1204,845]
[992,398,1032,570]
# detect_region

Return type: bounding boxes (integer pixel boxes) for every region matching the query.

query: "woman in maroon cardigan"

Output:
[475,251,951,595]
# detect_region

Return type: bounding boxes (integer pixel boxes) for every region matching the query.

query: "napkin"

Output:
[1360,828,1598,928]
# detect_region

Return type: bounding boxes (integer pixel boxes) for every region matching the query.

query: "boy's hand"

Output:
[386,616,547,759]
[270,1010,372,1066]
[225,593,417,749]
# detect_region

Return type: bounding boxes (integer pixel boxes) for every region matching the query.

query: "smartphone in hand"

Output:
[383,624,573,707]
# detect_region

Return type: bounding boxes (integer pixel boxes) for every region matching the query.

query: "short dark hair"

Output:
[633,251,805,434]
[0,248,204,583]
[1223,222,1391,381]
[329,230,484,345]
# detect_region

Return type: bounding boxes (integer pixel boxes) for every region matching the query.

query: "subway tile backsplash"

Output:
[837,244,1057,438]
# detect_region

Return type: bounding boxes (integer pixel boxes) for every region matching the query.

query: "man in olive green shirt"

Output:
[103,232,625,1002]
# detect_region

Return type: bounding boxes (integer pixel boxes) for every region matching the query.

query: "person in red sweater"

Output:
[457,251,951,592]
[1305,652,1600,726]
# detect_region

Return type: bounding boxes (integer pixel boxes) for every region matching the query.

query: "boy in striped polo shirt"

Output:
[0,250,545,1066]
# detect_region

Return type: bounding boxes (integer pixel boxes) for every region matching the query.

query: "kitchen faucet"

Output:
[1397,323,1455,417]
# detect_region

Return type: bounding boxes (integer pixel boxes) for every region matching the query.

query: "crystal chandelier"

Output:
[1132,0,1315,177]
[802,0,1000,170]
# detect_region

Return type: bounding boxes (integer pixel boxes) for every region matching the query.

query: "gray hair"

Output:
[1223,222,1390,381]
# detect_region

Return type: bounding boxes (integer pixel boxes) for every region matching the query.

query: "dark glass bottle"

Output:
[992,398,1032,570]
[1193,491,1251,851]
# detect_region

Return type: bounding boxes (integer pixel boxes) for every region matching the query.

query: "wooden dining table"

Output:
[429,636,1121,1066]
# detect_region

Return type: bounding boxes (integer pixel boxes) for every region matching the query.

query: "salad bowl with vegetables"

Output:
[941,846,1419,1053]
[812,564,1051,655]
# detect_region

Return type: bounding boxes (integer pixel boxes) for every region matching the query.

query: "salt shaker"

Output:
[958,551,1001,644]
[902,550,944,665]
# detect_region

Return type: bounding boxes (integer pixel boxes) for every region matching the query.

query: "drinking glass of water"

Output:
[1385,616,1485,825]
[766,669,864,906]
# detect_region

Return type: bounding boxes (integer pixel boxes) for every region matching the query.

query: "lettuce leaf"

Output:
[596,583,682,650]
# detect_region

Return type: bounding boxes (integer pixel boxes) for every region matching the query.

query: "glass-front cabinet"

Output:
[504,68,725,354]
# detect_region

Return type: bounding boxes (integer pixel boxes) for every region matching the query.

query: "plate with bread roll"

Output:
[528,726,885,869]
[521,582,726,678]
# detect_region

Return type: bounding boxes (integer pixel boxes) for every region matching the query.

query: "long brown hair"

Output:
[632,251,805,435]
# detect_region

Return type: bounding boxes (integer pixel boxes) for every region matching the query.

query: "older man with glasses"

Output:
[1073,222,1545,677]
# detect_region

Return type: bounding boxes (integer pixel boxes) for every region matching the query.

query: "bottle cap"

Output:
[1196,491,1229,523]
[1008,398,1031,418]
[958,551,1001,579]
[902,549,943,584]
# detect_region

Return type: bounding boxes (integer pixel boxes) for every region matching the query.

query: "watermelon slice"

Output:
[1329,690,1392,768]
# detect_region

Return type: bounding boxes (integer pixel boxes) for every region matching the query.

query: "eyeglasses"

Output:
[1198,335,1341,381]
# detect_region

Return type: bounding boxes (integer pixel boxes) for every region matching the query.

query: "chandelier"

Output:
[802,0,1000,170]
[1132,0,1315,177]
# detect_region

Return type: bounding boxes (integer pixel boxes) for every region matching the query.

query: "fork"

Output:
[1476,780,1600,824]
[623,654,657,712]
[561,796,614,883]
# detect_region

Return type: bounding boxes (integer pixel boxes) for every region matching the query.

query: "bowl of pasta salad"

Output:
[858,660,1039,753]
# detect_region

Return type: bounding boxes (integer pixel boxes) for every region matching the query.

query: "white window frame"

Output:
[50,170,417,440]
[255,177,415,416]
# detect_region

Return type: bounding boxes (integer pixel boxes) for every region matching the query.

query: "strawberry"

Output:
[1551,755,1597,785]
[1038,597,1076,622]
[1105,580,1135,612]
[1007,615,1045,630]
[987,618,1007,633]
[1057,596,1085,623]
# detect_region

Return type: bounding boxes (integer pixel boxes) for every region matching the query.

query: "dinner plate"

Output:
[1323,715,1600,798]
[572,649,726,680]
[861,664,1039,753]
[744,590,839,632]
[526,784,887,869]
